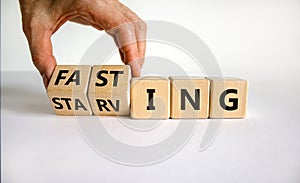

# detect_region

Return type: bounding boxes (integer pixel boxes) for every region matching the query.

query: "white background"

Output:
[2,0,300,183]
[3,0,300,76]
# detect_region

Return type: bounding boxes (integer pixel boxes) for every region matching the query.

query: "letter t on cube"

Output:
[88,65,131,115]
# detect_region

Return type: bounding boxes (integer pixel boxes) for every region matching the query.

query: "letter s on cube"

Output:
[47,65,92,115]
[88,65,131,116]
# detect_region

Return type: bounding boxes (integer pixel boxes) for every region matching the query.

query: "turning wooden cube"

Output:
[131,76,170,119]
[47,65,92,115]
[88,65,131,115]
[208,77,248,118]
[170,76,210,119]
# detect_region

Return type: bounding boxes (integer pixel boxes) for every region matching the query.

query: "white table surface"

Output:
[1,71,300,183]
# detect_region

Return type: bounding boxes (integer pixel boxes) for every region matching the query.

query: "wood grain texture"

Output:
[170,76,210,119]
[88,65,131,115]
[47,65,92,115]
[208,77,248,118]
[130,76,170,119]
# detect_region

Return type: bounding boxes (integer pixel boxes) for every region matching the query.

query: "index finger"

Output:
[106,20,143,76]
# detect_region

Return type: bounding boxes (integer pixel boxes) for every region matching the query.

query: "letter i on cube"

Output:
[130,76,170,119]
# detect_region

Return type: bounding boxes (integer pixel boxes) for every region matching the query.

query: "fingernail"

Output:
[128,60,141,77]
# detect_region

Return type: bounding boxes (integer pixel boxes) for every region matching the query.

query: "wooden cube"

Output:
[131,76,170,119]
[208,77,248,118]
[47,65,92,115]
[170,76,210,119]
[88,65,131,115]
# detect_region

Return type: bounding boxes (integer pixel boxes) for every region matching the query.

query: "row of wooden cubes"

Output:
[47,65,248,119]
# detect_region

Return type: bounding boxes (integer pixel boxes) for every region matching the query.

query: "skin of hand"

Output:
[19,0,147,87]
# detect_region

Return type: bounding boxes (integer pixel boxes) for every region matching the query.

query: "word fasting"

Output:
[47,65,248,119]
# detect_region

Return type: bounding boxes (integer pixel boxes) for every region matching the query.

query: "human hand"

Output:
[19,0,147,87]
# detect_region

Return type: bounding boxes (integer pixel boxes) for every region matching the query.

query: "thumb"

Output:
[27,30,57,88]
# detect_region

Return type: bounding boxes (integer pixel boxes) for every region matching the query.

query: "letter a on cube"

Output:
[47,65,92,115]
[208,77,248,118]
[131,76,170,119]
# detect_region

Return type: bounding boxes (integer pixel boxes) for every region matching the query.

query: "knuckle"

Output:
[22,16,46,39]
[139,20,147,31]
[20,16,33,37]
[31,54,44,67]
[135,20,147,33]
[22,23,29,37]
[123,48,140,62]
